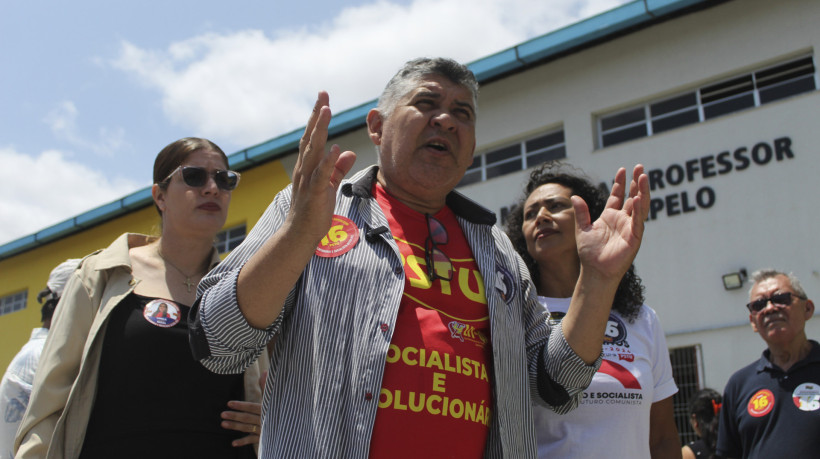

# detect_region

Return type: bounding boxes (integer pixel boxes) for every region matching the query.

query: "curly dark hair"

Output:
[504,162,644,321]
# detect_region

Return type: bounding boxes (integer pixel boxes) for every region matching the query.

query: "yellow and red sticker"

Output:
[315,215,359,258]
[747,389,775,417]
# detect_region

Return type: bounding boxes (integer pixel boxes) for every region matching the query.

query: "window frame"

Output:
[0,290,28,317]
[458,128,566,188]
[215,223,247,255]
[597,54,817,148]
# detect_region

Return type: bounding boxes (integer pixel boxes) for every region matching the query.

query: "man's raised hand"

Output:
[288,91,357,246]
[572,165,650,282]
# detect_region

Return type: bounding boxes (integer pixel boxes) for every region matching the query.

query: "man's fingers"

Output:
[300,106,332,177]
[330,151,357,189]
[295,92,331,182]
[300,92,330,153]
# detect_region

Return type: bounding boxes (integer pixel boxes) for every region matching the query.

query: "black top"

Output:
[687,438,711,457]
[81,293,254,458]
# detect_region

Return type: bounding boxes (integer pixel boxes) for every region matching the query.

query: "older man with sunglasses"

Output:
[190,57,651,457]
[717,269,820,459]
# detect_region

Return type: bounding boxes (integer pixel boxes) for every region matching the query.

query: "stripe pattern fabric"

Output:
[191,165,600,458]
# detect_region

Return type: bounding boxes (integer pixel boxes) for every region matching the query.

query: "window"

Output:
[0,290,28,317]
[215,224,246,254]
[458,129,566,187]
[670,344,704,446]
[598,55,817,148]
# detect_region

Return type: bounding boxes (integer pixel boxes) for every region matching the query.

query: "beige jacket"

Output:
[15,233,265,458]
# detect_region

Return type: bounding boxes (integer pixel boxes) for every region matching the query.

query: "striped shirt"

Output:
[191,166,600,458]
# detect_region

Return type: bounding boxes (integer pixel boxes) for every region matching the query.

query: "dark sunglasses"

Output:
[746,291,806,313]
[425,214,453,282]
[164,165,240,191]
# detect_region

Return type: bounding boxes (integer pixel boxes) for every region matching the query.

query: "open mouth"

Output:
[426,141,449,152]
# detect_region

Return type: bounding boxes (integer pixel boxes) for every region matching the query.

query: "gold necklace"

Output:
[156,247,204,293]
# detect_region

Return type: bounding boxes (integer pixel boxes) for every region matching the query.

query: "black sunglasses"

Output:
[746,291,806,313]
[164,165,240,191]
[425,214,453,282]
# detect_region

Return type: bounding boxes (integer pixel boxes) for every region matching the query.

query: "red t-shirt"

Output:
[369,184,493,458]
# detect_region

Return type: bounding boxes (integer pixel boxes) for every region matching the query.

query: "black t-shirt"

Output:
[80,293,255,458]
[686,438,711,457]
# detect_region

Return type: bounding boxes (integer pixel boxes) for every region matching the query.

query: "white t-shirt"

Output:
[534,297,677,459]
[0,328,48,459]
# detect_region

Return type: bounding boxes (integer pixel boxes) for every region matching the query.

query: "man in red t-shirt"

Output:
[194,57,652,457]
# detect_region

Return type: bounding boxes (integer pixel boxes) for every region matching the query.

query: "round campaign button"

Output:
[143,299,182,328]
[792,382,820,412]
[315,215,359,258]
[747,389,775,417]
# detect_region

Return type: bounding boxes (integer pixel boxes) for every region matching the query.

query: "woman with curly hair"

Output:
[505,162,680,458]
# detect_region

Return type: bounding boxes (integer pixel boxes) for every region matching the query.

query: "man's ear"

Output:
[750,313,759,333]
[152,183,167,213]
[366,109,383,146]
[805,299,815,320]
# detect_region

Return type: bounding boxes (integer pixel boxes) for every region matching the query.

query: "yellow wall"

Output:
[0,158,290,370]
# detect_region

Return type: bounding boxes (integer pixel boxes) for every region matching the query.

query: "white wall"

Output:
[458,0,820,391]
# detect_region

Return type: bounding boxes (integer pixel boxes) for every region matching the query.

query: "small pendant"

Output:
[183,277,195,293]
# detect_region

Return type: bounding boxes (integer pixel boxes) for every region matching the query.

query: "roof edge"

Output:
[0,0,716,261]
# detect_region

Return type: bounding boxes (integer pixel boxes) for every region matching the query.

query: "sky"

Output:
[0,0,630,245]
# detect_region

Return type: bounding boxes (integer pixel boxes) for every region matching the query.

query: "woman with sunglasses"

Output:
[16,138,264,458]
[505,162,680,458]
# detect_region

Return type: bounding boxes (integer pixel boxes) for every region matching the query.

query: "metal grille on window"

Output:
[216,224,247,254]
[670,344,703,446]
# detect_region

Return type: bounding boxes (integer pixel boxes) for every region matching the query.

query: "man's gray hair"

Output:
[749,268,808,299]
[376,57,479,119]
